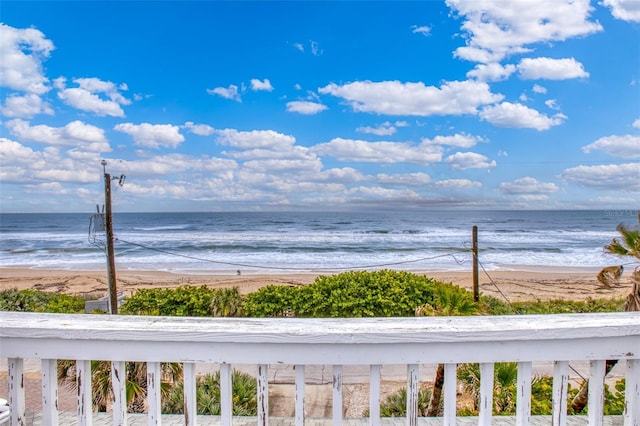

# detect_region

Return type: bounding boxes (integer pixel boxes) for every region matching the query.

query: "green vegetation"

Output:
[244,270,472,318]
[162,370,257,415]
[0,288,85,313]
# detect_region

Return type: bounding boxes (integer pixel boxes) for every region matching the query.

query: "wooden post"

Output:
[472,225,479,302]
[104,171,118,315]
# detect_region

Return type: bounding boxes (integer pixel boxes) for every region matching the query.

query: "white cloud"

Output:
[6,119,111,152]
[433,179,482,188]
[286,101,328,115]
[114,123,185,149]
[207,84,242,102]
[57,77,130,117]
[183,122,215,136]
[412,25,431,36]
[632,118,640,128]
[250,78,274,92]
[357,122,397,136]
[1,93,54,118]
[518,57,589,80]
[376,173,431,185]
[601,0,640,22]
[311,138,442,165]
[0,24,54,94]
[319,80,503,116]
[545,99,559,110]
[310,40,322,56]
[500,177,559,194]
[214,128,296,150]
[444,152,496,170]
[582,134,640,158]
[467,63,516,82]
[293,42,304,52]
[532,84,547,94]
[479,102,566,130]
[562,163,640,191]
[446,0,602,63]
[422,133,484,148]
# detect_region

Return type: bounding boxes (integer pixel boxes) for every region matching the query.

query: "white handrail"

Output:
[1,311,639,426]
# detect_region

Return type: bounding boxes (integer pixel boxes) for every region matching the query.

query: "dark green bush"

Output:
[0,288,84,313]
[120,285,217,316]
[245,270,462,318]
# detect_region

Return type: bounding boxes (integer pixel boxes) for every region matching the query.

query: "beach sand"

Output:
[0,266,634,416]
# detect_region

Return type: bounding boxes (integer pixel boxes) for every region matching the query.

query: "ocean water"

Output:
[0,210,637,273]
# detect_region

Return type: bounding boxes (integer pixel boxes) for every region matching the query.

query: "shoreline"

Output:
[0,265,633,302]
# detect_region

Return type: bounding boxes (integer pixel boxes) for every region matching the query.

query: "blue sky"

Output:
[1,1,639,213]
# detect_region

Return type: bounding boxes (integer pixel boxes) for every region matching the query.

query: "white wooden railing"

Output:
[1,311,639,426]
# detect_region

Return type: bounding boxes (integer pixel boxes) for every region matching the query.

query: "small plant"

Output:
[162,370,257,415]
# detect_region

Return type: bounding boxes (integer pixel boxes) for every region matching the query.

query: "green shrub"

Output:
[162,370,257,415]
[121,285,216,316]
[0,288,84,313]
[370,386,431,417]
[245,270,466,318]
[481,296,624,315]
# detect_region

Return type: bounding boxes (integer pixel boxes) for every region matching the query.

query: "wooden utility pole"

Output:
[472,225,479,302]
[103,162,118,314]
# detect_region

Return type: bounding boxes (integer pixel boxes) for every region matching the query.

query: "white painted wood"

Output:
[220,363,232,426]
[588,360,605,426]
[76,359,92,426]
[516,362,532,426]
[333,365,343,426]
[369,364,381,426]
[479,362,494,426]
[625,358,640,426]
[183,362,197,426]
[111,360,127,426]
[406,364,419,426]
[8,358,25,426]
[41,359,59,426]
[552,361,568,426]
[443,363,456,426]
[2,312,638,365]
[147,362,161,425]
[258,364,269,426]
[295,364,305,426]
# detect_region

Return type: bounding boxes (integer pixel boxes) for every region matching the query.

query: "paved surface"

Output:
[20,412,625,426]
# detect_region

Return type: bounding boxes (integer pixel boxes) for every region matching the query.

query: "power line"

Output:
[115,237,471,273]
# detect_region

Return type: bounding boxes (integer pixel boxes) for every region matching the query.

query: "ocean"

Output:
[0,210,638,274]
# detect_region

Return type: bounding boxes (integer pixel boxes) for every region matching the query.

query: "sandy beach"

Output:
[0,266,634,303]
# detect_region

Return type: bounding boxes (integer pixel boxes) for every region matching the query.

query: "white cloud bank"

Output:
[114,123,185,149]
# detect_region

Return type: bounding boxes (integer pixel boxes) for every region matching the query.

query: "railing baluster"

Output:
[369,364,381,426]
[220,363,232,426]
[8,358,25,426]
[552,361,568,426]
[443,363,457,426]
[41,359,59,426]
[295,364,305,426]
[111,360,127,426]
[76,359,92,426]
[258,364,269,426]
[516,362,532,426]
[588,360,605,426]
[184,362,197,426]
[147,362,162,425]
[479,362,494,426]
[406,364,419,426]
[625,358,640,426]
[333,364,343,426]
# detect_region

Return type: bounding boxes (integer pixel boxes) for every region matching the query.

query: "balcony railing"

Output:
[1,311,639,426]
